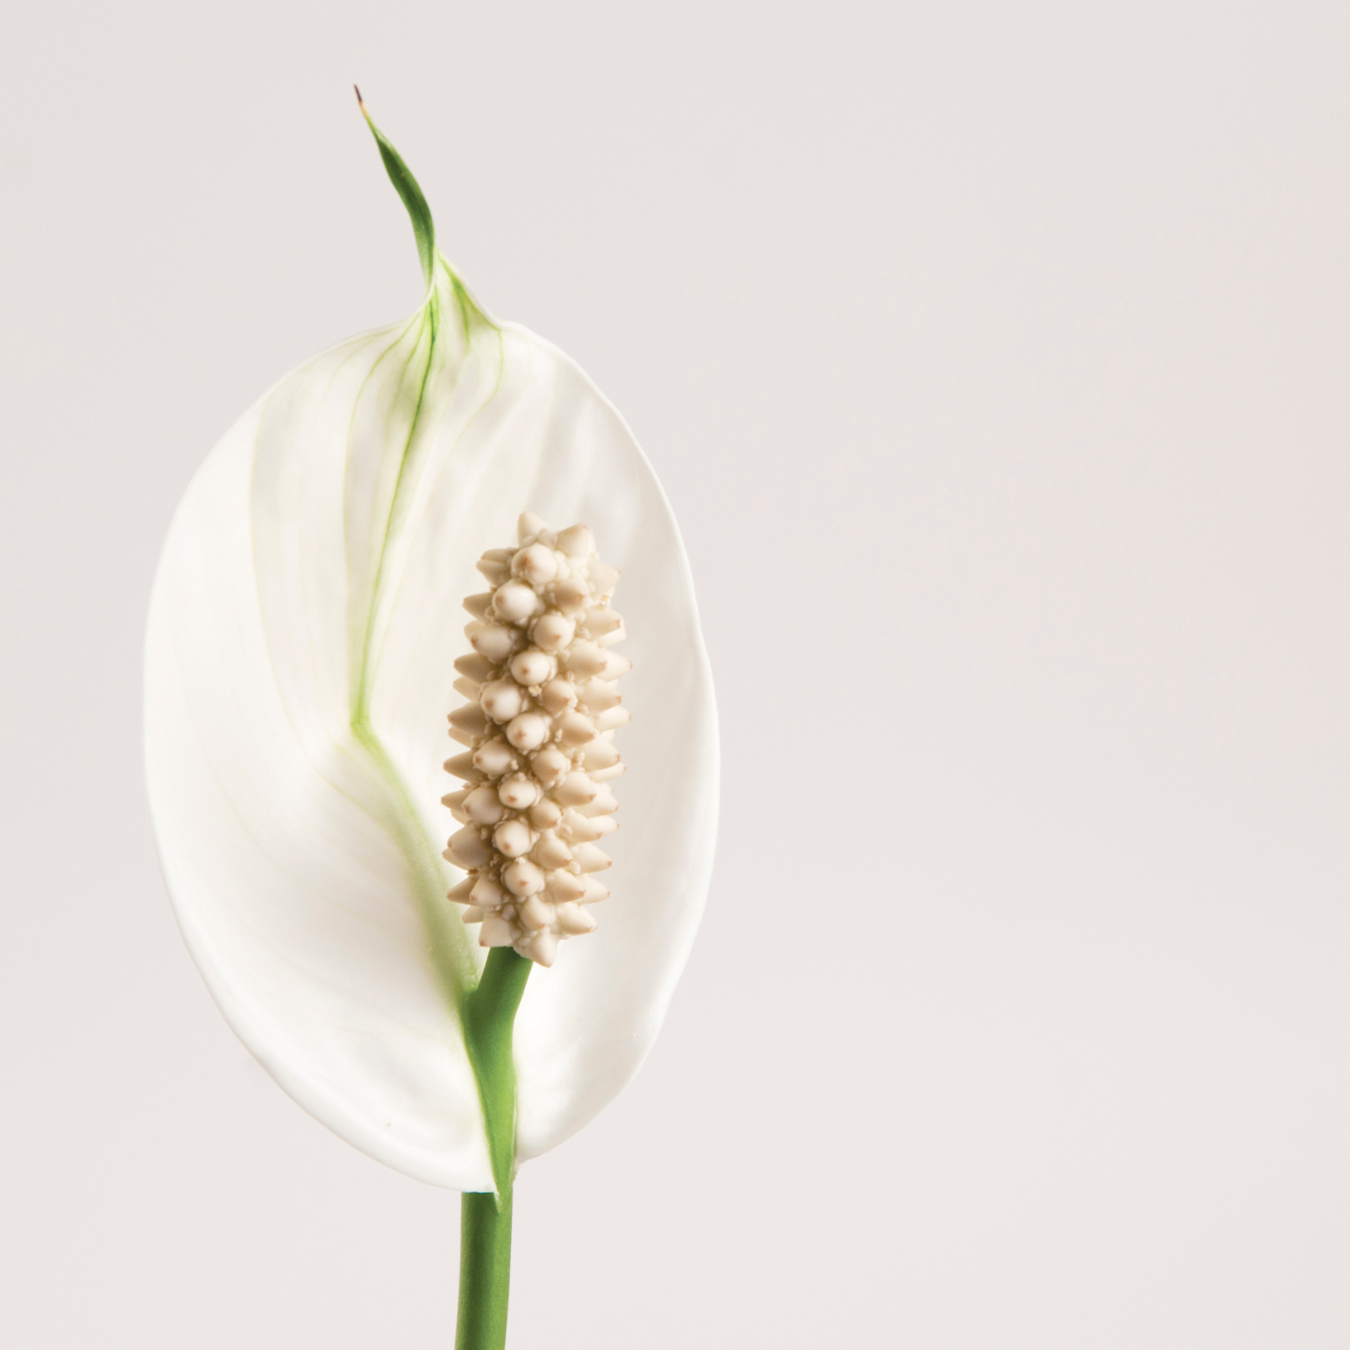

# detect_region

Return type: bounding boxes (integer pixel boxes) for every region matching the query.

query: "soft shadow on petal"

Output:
[147,321,495,1190]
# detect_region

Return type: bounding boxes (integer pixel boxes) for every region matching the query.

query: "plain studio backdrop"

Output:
[2,1,1347,1346]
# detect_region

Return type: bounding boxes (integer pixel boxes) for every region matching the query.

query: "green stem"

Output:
[456,947,532,1350]
[456,1189,514,1350]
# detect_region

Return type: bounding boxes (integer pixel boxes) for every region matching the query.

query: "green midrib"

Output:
[348,288,477,1003]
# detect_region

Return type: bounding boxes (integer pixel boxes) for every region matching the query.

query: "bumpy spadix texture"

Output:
[143,245,718,1189]
[444,514,630,967]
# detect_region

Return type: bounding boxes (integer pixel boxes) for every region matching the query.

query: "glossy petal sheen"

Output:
[145,264,718,1189]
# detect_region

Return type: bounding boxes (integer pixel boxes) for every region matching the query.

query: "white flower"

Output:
[143,115,718,1193]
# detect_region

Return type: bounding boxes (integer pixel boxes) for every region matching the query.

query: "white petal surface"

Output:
[145,265,718,1188]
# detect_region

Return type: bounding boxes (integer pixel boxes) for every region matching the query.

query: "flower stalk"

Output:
[457,1190,514,1350]
[456,946,532,1349]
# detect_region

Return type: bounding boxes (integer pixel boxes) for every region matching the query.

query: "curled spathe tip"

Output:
[353,85,437,296]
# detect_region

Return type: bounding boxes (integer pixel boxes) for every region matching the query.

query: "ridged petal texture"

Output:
[144,262,718,1190]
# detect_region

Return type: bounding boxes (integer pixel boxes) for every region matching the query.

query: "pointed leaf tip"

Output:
[356,92,436,291]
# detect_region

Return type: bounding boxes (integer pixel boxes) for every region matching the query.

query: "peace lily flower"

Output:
[143,95,717,1347]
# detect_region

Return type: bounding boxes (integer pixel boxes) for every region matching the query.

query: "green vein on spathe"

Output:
[344,299,475,1003]
[352,301,438,723]
[440,251,495,339]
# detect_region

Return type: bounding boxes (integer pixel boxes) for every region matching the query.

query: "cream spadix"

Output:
[143,110,718,1191]
[445,513,628,969]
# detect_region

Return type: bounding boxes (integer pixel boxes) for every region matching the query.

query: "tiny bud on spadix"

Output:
[556,524,595,558]
[494,582,542,623]
[517,511,548,542]
[464,786,505,825]
[572,842,613,873]
[506,712,550,752]
[553,771,601,806]
[443,518,629,965]
[493,819,535,857]
[529,798,562,830]
[560,810,613,842]
[498,773,540,809]
[448,704,490,743]
[548,872,585,903]
[551,577,590,614]
[512,543,558,586]
[595,705,631,732]
[582,738,621,772]
[533,833,573,869]
[530,745,570,788]
[446,827,492,870]
[540,679,577,714]
[588,560,621,594]
[476,554,510,585]
[557,710,598,747]
[509,649,554,686]
[577,785,619,816]
[444,751,484,782]
[556,903,598,935]
[531,614,575,653]
[473,738,516,778]
[471,624,521,663]
[463,592,494,619]
[480,679,525,722]
[579,876,610,903]
[454,652,495,683]
[577,678,620,712]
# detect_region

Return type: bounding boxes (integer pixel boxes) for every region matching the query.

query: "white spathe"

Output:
[144,262,719,1191]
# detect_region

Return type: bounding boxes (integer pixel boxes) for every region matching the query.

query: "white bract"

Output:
[445,514,630,968]
[144,245,718,1190]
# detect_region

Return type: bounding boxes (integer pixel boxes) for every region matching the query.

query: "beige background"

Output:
[2,1,1349,1345]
